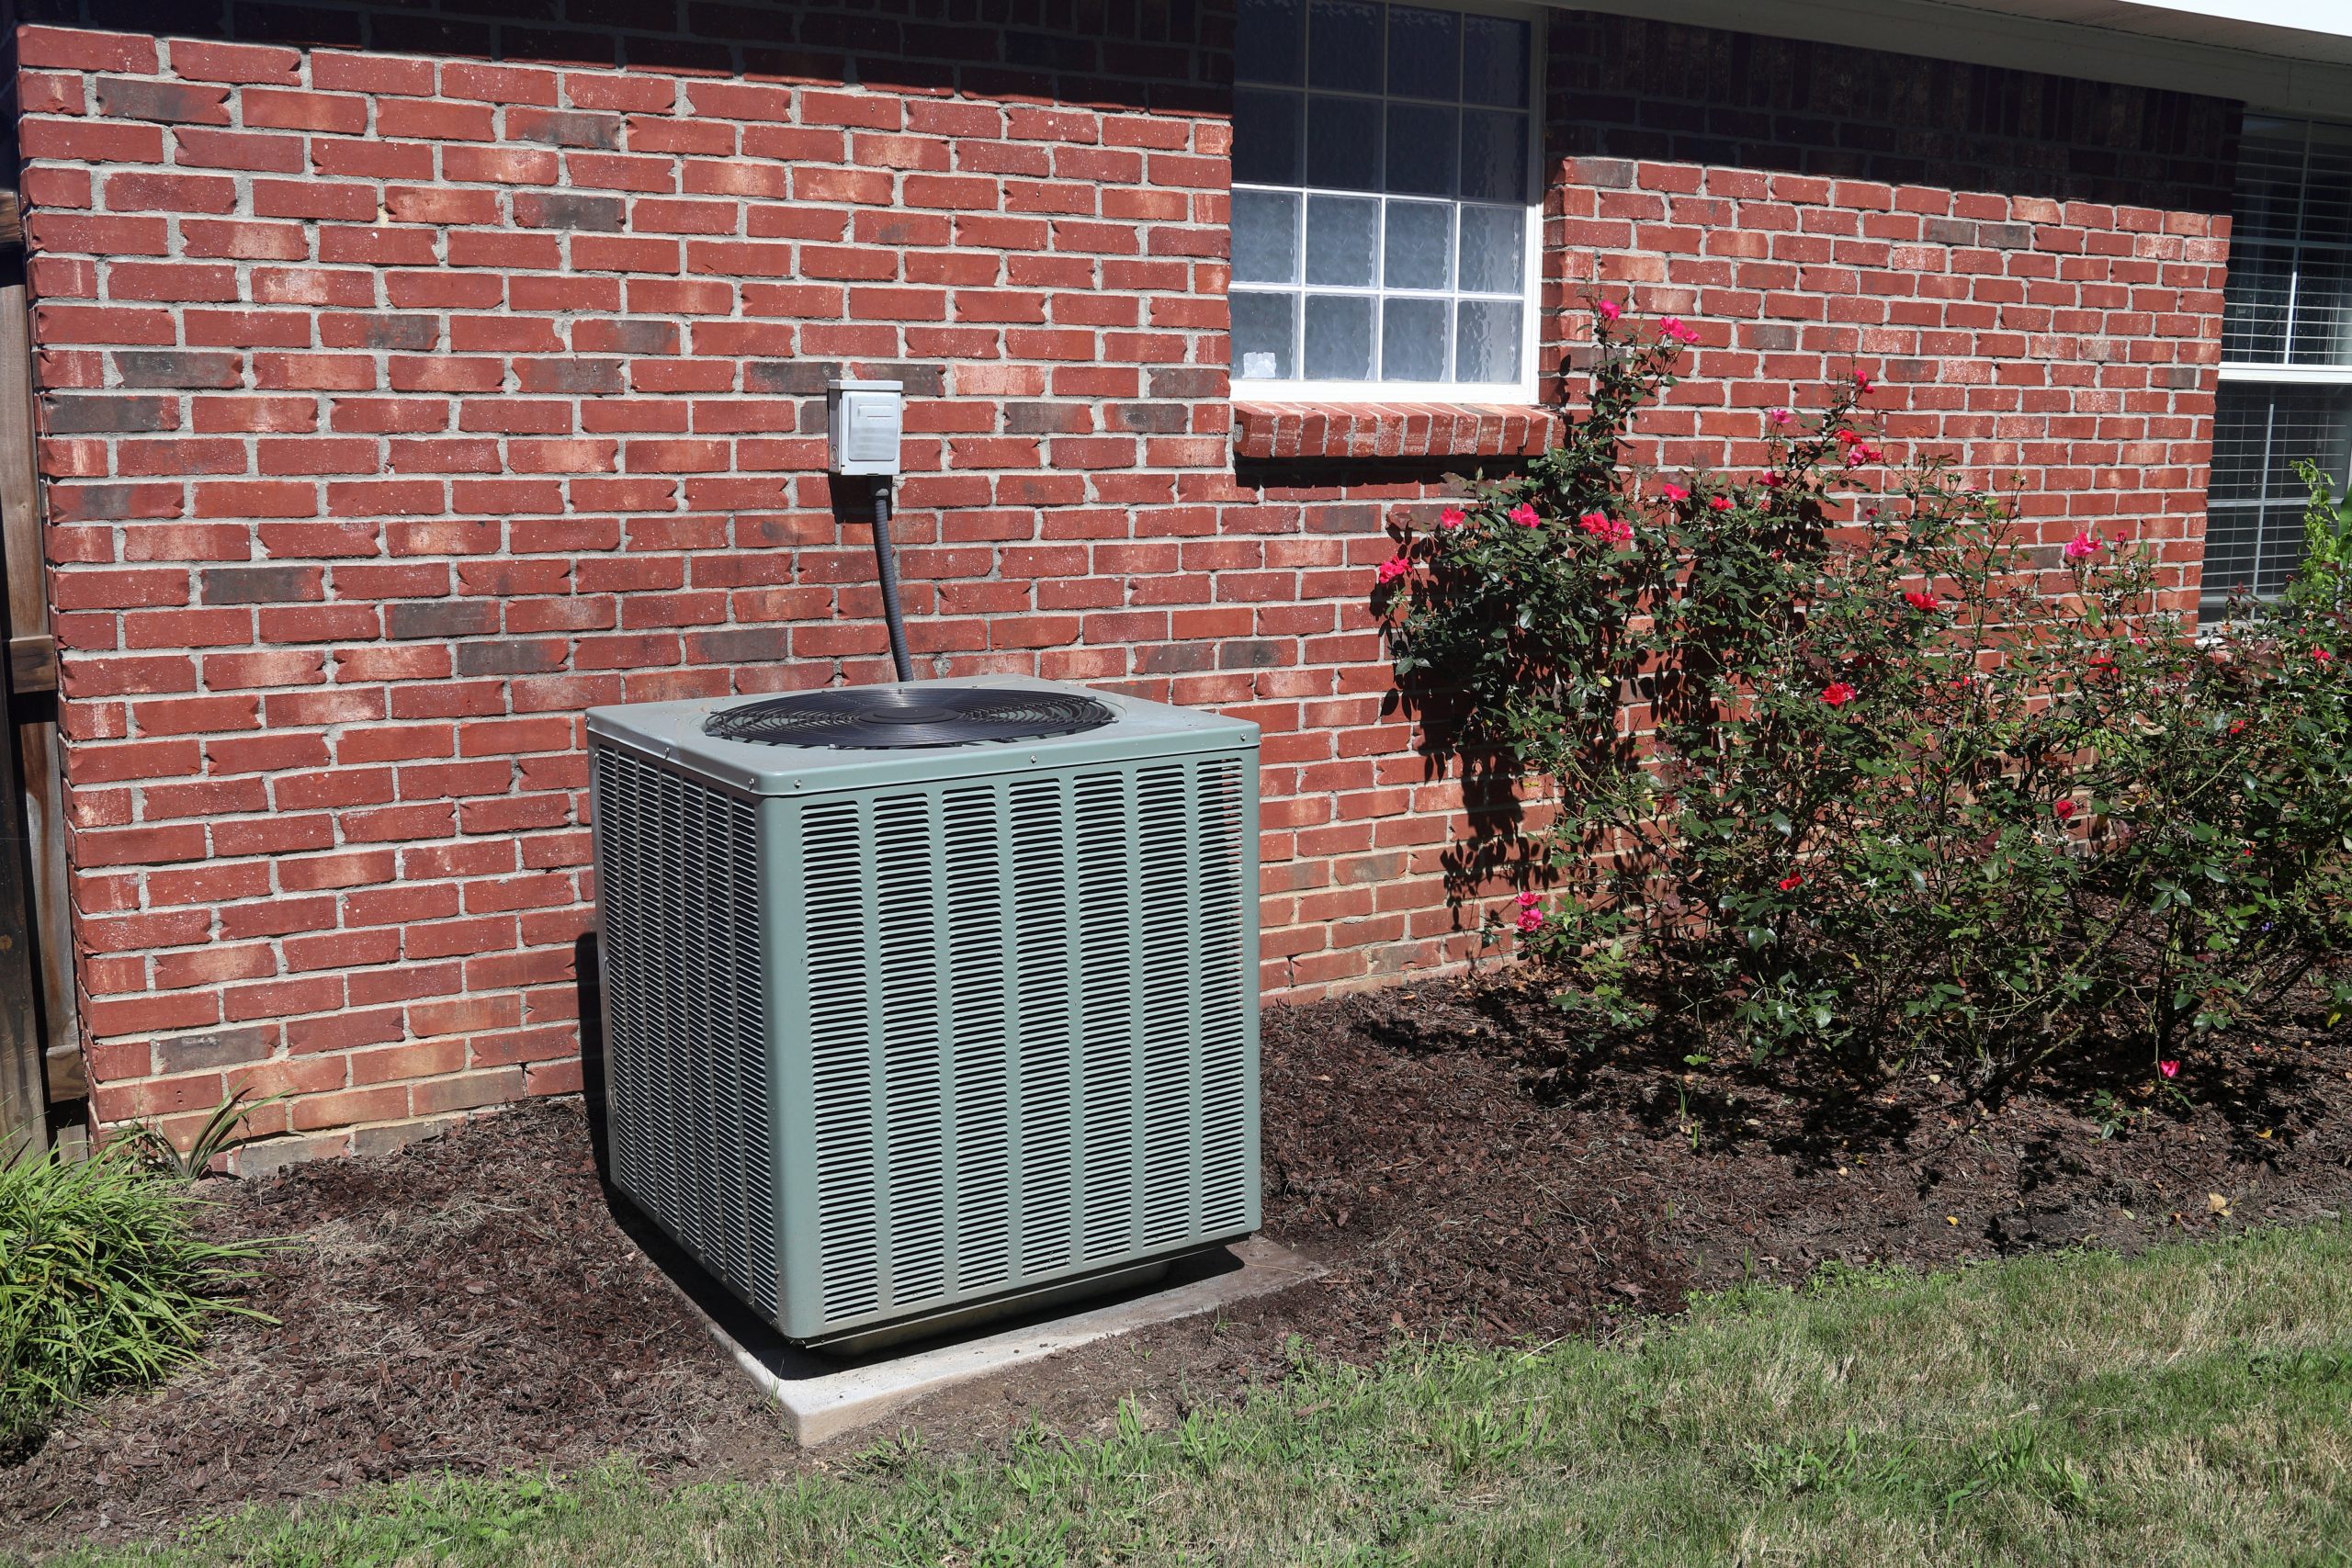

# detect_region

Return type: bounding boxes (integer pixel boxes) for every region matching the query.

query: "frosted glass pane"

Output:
[1461,108,1528,202]
[1455,298,1521,383]
[1382,297,1448,381]
[1305,194,1378,286]
[1231,291,1297,379]
[1386,5,1459,100]
[1237,0,1306,86]
[1384,199,1452,290]
[1456,204,1522,294]
[1233,89,1302,186]
[1307,0,1382,93]
[1463,15,1531,107]
[1307,95,1382,191]
[1385,103,1455,198]
[1232,190,1300,285]
[1305,293,1375,379]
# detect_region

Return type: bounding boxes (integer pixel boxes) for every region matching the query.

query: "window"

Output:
[1228,0,1541,400]
[2206,116,2352,615]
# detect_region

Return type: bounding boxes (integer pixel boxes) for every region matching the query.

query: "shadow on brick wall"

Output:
[43,0,1226,114]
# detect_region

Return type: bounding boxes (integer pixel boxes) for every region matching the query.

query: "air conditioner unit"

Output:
[587,677,1261,1349]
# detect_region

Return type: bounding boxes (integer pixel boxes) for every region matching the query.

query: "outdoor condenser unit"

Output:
[587,677,1262,1348]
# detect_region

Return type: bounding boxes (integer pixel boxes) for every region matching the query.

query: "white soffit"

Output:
[1548,0,2352,116]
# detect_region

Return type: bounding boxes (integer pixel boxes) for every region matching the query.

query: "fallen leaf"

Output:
[2208,1192,2231,1215]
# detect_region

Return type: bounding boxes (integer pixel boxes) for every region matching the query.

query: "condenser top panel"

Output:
[705,684,1115,750]
[587,676,1259,797]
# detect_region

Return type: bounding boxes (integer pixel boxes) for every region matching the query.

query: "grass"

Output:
[0,1145,268,1451]
[32,1224,2352,1566]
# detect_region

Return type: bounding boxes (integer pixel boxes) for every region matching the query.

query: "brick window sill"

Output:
[1232,400,1559,462]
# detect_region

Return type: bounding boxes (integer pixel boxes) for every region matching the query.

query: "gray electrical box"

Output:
[826,378,903,476]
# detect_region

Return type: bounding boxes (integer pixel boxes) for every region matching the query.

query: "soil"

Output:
[9,980,2351,1549]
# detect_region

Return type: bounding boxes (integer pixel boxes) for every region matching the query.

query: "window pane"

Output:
[1237,0,1306,86]
[2203,382,2352,611]
[1307,0,1382,93]
[2290,247,2352,365]
[1385,103,1455,198]
[1307,94,1382,191]
[1305,293,1375,378]
[2302,119,2352,244]
[1457,204,1522,294]
[2208,389,2269,505]
[1460,108,1529,202]
[1384,199,1452,289]
[1233,89,1303,186]
[2232,119,2306,244]
[1462,15,1531,107]
[1382,296,1448,380]
[1231,291,1297,379]
[1232,190,1301,285]
[1386,5,1459,100]
[1305,194,1378,286]
[2222,243,2292,364]
[1455,298,1521,382]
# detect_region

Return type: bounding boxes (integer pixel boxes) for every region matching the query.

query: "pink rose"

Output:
[1821,682,1859,707]
[1660,482,1690,502]
[2063,531,2098,559]
[1440,506,1467,529]
[1595,299,1622,322]
[1510,503,1541,528]
[1709,495,1734,513]
[1375,556,1410,585]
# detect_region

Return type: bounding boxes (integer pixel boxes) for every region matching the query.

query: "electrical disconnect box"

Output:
[826,378,904,476]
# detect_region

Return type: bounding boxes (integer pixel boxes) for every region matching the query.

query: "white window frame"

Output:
[2207,112,2352,611]
[1228,0,1546,406]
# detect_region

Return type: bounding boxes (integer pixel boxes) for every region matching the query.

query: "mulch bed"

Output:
[9,979,2350,1546]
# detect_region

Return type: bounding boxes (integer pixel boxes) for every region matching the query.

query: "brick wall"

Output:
[7,1,2238,1162]
[1543,15,2237,610]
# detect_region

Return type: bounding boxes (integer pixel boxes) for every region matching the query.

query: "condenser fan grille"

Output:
[705,686,1117,750]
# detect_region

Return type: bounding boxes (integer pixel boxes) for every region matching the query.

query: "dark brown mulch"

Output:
[8,979,2351,1546]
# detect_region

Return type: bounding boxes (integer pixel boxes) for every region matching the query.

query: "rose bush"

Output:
[1381,307,2352,1080]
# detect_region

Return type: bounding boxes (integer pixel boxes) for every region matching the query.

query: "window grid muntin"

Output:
[1229,0,1541,394]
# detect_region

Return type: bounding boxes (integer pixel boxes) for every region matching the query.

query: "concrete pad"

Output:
[661,1238,1322,1446]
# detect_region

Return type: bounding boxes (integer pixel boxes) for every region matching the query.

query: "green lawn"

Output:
[39,1224,2352,1567]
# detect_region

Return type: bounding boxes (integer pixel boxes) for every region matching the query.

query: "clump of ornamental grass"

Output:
[0,1141,270,1453]
[1381,301,2352,1083]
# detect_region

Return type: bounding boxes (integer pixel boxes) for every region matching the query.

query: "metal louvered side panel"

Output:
[1135,765,1201,1247]
[944,786,1014,1295]
[1009,777,1077,1277]
[792,747,1258,1337]
[1074,772,1139,1262]
[875,795,948,1307]
[1192,757,1256,1235]
[591,745,777,1318]
[804,799,881,1323]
